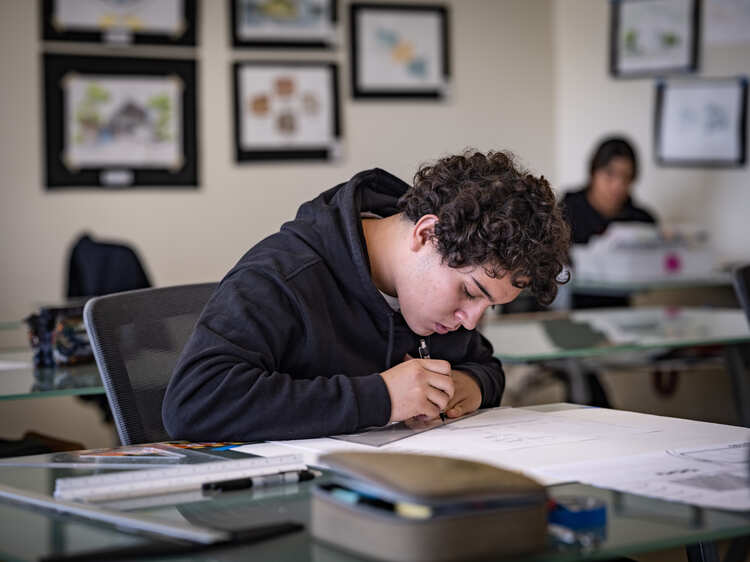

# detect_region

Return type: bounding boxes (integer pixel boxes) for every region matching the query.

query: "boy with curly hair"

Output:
[163,151,570,441]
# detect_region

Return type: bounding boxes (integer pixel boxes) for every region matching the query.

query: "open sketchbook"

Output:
[0,441,256,469]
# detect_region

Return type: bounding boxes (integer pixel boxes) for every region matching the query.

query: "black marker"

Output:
[203,469,316,493]
[419,338,447,423]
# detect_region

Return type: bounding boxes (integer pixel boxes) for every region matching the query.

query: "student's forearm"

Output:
[163,363,390,441]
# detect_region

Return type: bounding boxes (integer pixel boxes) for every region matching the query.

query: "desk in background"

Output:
[0,349,102,401]
[480,307,750,426]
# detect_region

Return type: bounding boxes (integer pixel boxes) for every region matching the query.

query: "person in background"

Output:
[163,150,570,442]
[562,136,656,246]
[559,136,658,407]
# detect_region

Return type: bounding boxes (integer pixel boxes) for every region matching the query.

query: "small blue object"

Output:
[548,496,606,530]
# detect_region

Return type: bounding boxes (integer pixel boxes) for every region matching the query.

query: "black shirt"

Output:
[561,188,656,245]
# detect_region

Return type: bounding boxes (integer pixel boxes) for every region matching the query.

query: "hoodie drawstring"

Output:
[385,312,395,370]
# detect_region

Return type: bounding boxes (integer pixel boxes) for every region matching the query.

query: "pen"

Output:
[418,338,447,423]
[202,469,316,493]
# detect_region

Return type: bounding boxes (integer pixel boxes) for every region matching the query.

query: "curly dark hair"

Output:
[398,150,570,305]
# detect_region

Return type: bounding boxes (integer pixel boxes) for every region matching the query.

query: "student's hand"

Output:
[444,370,482,419]
[380,355,454,423]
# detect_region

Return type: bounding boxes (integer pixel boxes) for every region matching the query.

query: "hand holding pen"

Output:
[418,338,483,421]
[379,347,454,423]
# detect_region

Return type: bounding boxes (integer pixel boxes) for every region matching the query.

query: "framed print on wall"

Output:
[44,54,198,189]
[350,3,450,99]
[610,0,700,78]
[230,0,338,48]
[41,0,197,46]
[233,61,341,161]
[655,77,748,167]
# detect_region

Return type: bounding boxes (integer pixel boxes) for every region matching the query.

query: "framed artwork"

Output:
[43,54,198,189]
[610,0,700,78]
[233,61,341,161]
[349,3,450,99]
[230,0,338,48]
[41,0,197,45]
[655,77,747,167]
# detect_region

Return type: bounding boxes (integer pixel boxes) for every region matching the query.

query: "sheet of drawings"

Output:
[237,407,750,510]
[257,408,660,477]
[534,442,750,511]
[381,408,658,471]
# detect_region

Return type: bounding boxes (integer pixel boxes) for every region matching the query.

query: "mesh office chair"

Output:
[84,283,217,445]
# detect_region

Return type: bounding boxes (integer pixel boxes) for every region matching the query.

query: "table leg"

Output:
[563,358,591,405]
[686,541,720,562]
[724,344,750,427]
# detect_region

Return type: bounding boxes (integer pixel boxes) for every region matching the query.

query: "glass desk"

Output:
[480,307,750,426]
[571,273,733,297]
[0,462,748,562]
[0,349,103,401]
[481,307,750,362]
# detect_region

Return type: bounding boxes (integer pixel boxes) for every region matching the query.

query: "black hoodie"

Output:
[162,169,505,441]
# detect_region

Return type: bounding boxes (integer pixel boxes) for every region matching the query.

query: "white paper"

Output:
[535,442,750,511]
[254,406,750,501]
[264,408,660,481]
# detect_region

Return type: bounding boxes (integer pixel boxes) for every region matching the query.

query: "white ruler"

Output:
[55,454,306,502]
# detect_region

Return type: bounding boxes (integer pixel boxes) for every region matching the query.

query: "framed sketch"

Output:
[610,0,700,78]
[655,77,747,167]
[350,3,450,99]
[41,0,197,45]
[233,61,341,161]
[43,54,198,189]
[230,0,337,48]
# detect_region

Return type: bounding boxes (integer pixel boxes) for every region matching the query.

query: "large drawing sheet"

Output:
[236,406,750,510]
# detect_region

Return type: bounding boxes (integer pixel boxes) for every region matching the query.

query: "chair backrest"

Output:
[84,283,217,445]
[732,264,750,326]
[68,233,151,298]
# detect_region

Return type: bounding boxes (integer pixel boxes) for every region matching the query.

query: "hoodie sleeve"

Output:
[452,330,505,408]
[161,270,391,442]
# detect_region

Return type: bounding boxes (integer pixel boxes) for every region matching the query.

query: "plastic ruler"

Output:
[54,454,306,502]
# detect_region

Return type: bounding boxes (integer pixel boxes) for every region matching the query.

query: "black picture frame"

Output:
[41,0,197,46]
[43,54,199,189]
[350,3,450,99]
[229,0,338,48]
[233,61,341,162]
[610,0,700,78]
[654,77,747,167]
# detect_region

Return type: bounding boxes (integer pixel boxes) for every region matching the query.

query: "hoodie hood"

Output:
[282,168,409,316]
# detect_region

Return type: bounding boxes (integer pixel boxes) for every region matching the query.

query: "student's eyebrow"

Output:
[471,276,498,305]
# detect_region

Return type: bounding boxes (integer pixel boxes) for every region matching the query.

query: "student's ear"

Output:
[409,215,438,252]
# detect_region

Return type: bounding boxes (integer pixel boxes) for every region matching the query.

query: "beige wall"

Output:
[553,0,750,263]
[0,0,555,321]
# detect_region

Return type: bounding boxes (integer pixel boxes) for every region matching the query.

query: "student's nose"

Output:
[456,303,486,331]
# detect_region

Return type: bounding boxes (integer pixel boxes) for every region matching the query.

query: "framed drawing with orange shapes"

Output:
[41,0,197,46]
[349,3,450,99]
[233,61,341,161]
